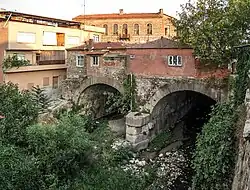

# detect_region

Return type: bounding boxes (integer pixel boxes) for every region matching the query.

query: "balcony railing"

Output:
[119,34,130,40]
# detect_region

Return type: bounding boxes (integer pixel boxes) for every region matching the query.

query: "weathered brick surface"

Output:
[0,24,8,83]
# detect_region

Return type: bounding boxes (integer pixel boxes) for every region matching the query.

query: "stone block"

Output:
[126,125,142,135]
[126,133,148,144]
[243,119,250,139]
[125,112,151,127]
[132,139,149,151]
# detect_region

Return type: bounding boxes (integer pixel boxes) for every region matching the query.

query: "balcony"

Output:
[119,34,130,40]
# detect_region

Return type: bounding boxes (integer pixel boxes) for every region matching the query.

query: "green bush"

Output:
[0,143,42,190]
[26,114,94,187]
[0,83,39,145]
[192,102,237,190]
[2,55,30,70]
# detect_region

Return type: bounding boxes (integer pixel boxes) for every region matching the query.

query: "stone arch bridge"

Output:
[61,76,229,150]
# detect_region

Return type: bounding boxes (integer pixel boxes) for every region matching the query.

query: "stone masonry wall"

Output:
[74,12,176,43]
[232,89,250,190]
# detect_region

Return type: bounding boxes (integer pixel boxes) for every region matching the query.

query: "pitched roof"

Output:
[73,13,170,21]
[127,38,192,49]
[67,42,126,51]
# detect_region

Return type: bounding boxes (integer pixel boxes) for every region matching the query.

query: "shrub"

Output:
[192,102,237,190]
[0,143,42,190]
[0,83,39,145]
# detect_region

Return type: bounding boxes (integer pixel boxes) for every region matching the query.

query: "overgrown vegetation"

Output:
[105,74,137,115]
[31,85,51,114]
[0,82,151,189]
[2,55,30,70]
[192,46,250,189]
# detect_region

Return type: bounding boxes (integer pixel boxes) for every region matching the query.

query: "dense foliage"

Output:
[105,74,137,115]
[2,55,30,70]
[192,102,237,189]
[0,83,39,145]
[175,0,250,65]
[192,46,250,189]
[31,85,51,114]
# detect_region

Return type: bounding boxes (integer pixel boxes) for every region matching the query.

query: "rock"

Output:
[159,141,183,155]
[140,151,157,161]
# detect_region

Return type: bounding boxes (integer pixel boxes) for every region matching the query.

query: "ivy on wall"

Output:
[192,45,250,190]
[105,74,137,115]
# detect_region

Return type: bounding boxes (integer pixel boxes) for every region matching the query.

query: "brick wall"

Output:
[78,15,175,43]
[0,23,8,82]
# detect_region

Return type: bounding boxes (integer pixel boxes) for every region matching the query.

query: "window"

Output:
[93,35,99,42]
[168,55,182,66]
[122,24,128,35]
[91,56,99,66]
[56,33,65,46]
[165,25,170,37]
[43,31,57,45]
[17,32,35,43]
[36,53,40,64]
[43,77,50,86]
[14,53,25,60]
[52,76,59,89]
[68,36,80,45]
[76,55,85,67]
[147,23,153,35]
[134,24,139,35]
[43,32,65,46]
[113,24,118,35]
[103,24,108,35]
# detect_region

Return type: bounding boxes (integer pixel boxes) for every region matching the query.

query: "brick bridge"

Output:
[62,39,230,150]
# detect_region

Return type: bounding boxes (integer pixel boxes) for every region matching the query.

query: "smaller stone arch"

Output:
[144,79,227,113]
[73,76,124,104]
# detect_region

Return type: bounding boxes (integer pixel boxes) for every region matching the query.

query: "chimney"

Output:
[119,9,124,15]
[159,8,163,14]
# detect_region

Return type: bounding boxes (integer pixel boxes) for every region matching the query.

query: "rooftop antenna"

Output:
[83,0,86,29]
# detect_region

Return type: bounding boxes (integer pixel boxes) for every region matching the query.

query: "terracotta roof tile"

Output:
[73,13,172,20]
[127,38,192,49]
[67,42,126,51]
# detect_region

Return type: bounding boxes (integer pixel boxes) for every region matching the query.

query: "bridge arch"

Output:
[74,76,124,104]
[144,79,227,113]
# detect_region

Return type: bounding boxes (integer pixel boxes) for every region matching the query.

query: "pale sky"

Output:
[0,0,188,20]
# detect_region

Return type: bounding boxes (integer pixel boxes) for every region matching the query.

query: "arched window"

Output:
[103,24,108,35]
[113,24,118,35]
[134,24,139,35]
[122,24,128,35]
[147,23,152,35]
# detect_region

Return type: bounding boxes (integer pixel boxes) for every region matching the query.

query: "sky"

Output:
[0,0,188,20]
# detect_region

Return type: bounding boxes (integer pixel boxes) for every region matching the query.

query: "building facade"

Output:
[73,9,176,44]
[0,11,105,89]
[66,38,229,79]
[66,40,127,79]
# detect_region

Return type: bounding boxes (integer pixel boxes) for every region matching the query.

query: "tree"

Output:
[174,0,250,65]
[0,83,39,145]
[31,85,51,114]
[2,55,30,70]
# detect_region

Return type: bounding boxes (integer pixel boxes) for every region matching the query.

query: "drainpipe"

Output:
[4,13,12,27]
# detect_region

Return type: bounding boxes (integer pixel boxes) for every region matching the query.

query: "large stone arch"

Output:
[144,79,228,113]
[74,76,124,104]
